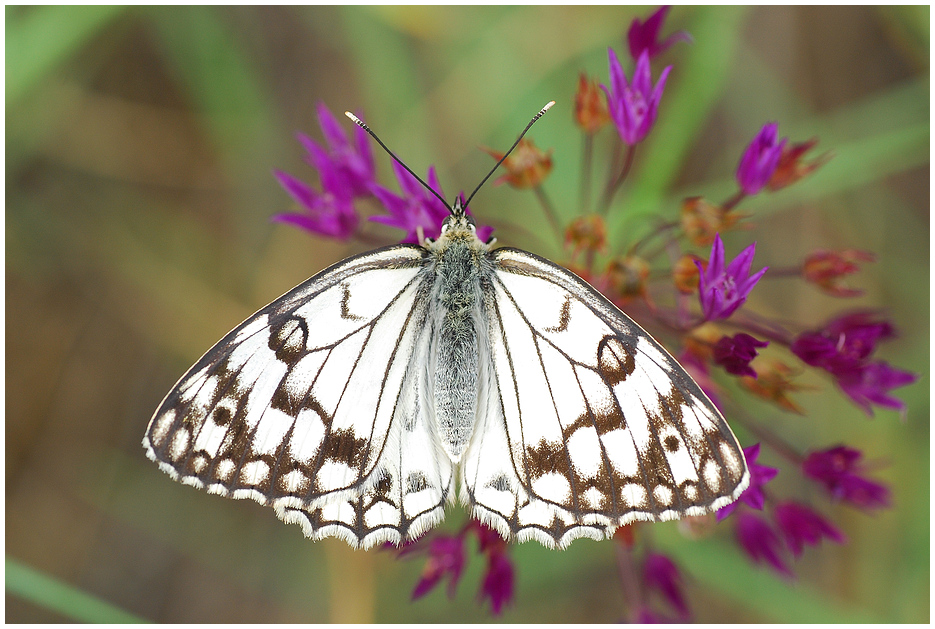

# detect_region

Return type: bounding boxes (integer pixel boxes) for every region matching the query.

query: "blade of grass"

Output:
[145,6,282,271]
[6,5,127,104]
[6,556,147,623]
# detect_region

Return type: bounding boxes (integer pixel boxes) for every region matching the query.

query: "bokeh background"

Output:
[6,5,929,623]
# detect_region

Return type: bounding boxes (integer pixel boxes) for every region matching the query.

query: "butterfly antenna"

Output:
[345,112,451,210]
[464,101,555,208]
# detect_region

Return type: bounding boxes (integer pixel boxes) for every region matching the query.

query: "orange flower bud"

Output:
[803,249,875,297]
[565,214,607,257]
[574,73,610,134]
[680,196,750,247]
[739,360,810,414]
[604,256,651,303]
[482,138,553,189]
[767,138,832,191]
[672,253,704,294]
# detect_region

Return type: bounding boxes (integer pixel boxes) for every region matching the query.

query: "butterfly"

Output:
[143,103,749,550]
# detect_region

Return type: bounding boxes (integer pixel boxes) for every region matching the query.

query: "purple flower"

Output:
[736,123,787,196]
[695,233,768,321]
[627,6,692,60]
[791,313,916,415]
[802,446,891,509]
[792,312,893,371]
[718,443,778,520]
[602,48,672,145]
[411,536,466,600]
[472,520,508,554]
[299,102,375,198]
[272,169,358,239]
[273,103,376,239]
[370,163,493,244]
[642,552,689,619]
[713,333,770,378]
[734,511,792,577]
[836,361,918,416]
[479,552,514,615]
[774,501,846,558]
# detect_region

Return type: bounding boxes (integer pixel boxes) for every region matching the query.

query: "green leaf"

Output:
[6,5,127,104]
[6,556,147,623]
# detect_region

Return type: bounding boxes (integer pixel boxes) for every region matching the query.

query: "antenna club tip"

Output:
[544,100,555,110]
[345,111,363,125]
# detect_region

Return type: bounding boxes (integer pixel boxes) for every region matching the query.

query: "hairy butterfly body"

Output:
[143,105,749,549]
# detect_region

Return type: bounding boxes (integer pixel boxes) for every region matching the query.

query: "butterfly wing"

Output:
[463,248,750,548]
[143,245,452,548]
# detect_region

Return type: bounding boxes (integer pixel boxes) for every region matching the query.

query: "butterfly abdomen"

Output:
[431,230,489,462]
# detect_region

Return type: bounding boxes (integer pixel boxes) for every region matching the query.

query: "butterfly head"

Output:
[439,197,476,234]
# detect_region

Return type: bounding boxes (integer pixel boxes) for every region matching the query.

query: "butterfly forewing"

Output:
[461,248,749,548]
[144,245,454,548]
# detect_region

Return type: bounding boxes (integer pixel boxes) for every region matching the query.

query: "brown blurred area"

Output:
[6,6,928,623]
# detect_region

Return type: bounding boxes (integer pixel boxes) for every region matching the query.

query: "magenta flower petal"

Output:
[274,169,319,209]
[642,552,689,619]
[836,361,918,415]
[696,234,768,321]
[369,163,493,244]
[312,102,376,197]
[774,501,846,558]
[272,169,358,239]
[737,123,787,195]
[479,552,514,615]
[713,333,770,377]
[717,443,777,520]
[802,446,891,509]
[369,162,450,243]
[735,511,793,577]
[791,313,916,415]
[411,536,467,600]
[601,48,671,145]
[627,6,693,60]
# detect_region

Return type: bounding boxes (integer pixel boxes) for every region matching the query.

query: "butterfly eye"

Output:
[440,223,450,234]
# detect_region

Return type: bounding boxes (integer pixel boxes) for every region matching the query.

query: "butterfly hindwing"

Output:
[143,245,452,548]
[463,248,749,548]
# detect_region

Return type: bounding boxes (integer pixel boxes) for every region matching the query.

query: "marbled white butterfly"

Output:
[143,102,749,549]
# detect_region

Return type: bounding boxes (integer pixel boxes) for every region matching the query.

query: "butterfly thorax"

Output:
[427,213,491,462]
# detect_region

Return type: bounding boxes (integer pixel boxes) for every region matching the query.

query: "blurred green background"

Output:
[6,5,929,623]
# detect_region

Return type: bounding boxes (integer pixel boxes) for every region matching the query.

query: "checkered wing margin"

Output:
[462,248,750,549]
[143,245,453,549]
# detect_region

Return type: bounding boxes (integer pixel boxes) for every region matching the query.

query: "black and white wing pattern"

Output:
[462,248,750,549]
[143,246,452,549]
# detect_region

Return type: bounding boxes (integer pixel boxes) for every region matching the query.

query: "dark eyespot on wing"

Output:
[268,316,309,364]
[597,335,635,385]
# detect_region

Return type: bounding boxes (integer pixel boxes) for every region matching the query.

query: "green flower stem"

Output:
[721,189,747,211]
[600,144,636,214]
[580,133,595,213]
[533,184,563,244]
